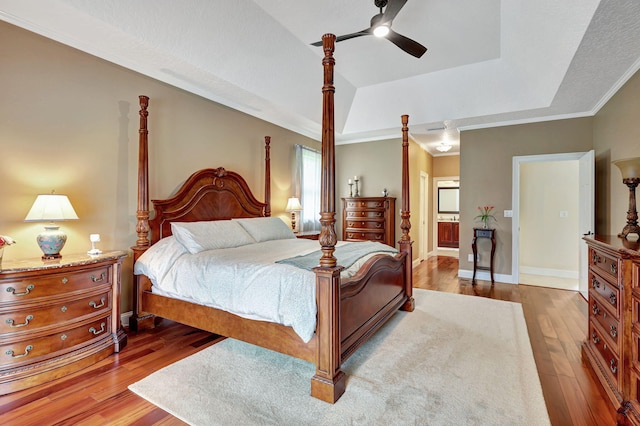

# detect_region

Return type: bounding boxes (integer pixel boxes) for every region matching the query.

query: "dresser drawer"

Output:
[590,294,620,353]
[345,200,386,209]
[345,231,385,242]
[589,320,620,384]
[590,247,620,283]
[590,271,620,317]
[346,210,385,219]
[345,219,384,230]
[0,290,111,337]
[0,315,111,368]
[0,266,112,304]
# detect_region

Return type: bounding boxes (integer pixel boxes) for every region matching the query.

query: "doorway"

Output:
[512,151,594,294]
[433,176,460,257]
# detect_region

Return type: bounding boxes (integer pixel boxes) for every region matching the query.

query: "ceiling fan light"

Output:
[373,25,390,37]
[436,143,452,153]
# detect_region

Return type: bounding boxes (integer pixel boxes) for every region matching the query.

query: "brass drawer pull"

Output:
[592,332,600,344]
[592,253,601,264]
[591,277,600,289]
[90,272,106,283]
[89,297,106,309]
[61,277,68,284]
[610,292,617,306]
[6,284,35,296]
[592,303,600,316]
[610,359,618,374]
[6,345,33,359]
[610,325,618,338]
[611,263,618,275]
[89,323,106,335]
[6,315,34,328]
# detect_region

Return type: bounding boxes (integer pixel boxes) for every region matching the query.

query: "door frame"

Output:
[432,175,460,253]
[419,171,429,261]
[512,151,594,287]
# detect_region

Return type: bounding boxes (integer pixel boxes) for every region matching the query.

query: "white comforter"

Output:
[134,237,392,343]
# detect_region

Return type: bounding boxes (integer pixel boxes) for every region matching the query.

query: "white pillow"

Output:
[133,236,188,284]
[170,220,256,254]
[234,217,296,242]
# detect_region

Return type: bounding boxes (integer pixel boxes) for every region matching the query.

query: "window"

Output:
[294,144,321,232]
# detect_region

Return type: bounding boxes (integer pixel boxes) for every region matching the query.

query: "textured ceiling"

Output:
[2,0,640,156]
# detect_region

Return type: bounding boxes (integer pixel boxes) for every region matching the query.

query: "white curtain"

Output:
[294,144,321,233]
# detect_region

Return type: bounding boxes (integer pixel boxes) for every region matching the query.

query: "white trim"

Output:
[520,266,579,279]
[512,152,587,287]
[458,269,516,284]
[121,311,133,328]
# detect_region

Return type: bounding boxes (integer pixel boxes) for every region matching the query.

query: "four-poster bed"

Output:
[130,34,414,403]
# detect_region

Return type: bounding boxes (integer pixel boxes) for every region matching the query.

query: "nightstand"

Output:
[296,231,320,240]
[0,251,127,395]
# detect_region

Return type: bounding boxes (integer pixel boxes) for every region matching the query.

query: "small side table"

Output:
[472,228,496,284]
[296,231,320,240]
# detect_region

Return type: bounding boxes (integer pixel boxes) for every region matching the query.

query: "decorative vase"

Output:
[482,220,488,229]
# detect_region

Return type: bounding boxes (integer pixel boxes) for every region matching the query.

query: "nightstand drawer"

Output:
[0,266,112,303]
[0,315,111,367]
[0,290,111,336]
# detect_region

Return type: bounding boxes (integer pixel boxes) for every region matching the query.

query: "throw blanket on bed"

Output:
[276,241,398,271]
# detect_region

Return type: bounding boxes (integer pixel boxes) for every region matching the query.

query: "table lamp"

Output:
[24,191,79,259]
[613,157,640,239]
[285,197,303,233]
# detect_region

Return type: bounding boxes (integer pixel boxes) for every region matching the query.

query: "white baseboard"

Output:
[121,311,132,328]
[458,269,516,284]
[520,266,578,279]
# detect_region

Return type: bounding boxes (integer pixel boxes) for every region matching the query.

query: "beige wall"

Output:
[0,22,320,312]
[459,118,593,277]
[433,155,460,177]
[594,69,640,236]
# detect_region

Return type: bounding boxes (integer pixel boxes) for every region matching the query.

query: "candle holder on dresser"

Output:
[613,157,640,239]
[354,176,360,197]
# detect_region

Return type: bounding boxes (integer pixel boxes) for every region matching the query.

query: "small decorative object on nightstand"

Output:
[24,191,79,260]
[88,233,102,255]
[0,250,128,395]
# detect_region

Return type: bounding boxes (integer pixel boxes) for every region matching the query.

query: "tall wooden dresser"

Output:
[342,197,396,247]
[583,235,640,425]
[0,251,127,394]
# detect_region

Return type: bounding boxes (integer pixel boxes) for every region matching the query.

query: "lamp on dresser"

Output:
[613,157,640,239]
[24,190,79,259]
[285,197,303,233]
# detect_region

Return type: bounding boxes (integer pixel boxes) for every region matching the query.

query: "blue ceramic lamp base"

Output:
[37,225,67,260]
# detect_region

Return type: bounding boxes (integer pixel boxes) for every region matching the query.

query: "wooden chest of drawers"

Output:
[342,197,395,247]
[583,236,640,425]
[0,251,127,395]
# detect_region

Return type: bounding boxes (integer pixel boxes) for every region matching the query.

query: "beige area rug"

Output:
[129,289,550,425]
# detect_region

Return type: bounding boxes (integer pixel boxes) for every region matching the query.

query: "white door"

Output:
[578,150,595,299]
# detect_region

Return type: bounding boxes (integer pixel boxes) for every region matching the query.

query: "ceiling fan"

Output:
[311,0,427,58]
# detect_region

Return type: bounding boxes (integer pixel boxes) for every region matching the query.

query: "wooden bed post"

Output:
[311,33,346,404]
[399,114,415,312]
[130,95,155,332]
[264,136,271,217]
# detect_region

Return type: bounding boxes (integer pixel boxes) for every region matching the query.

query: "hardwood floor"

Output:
[0,256,617,425]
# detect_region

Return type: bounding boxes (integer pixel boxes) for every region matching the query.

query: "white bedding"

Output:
[134,237,396,343]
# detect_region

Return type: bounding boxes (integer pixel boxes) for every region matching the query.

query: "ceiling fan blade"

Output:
[386,29,427,58]
[311,28,372,46]
[380,0,408,24]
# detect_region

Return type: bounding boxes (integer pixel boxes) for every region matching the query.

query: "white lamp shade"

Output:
[285,197,303,212]
[24,194,79,222]
[613,157,640,180]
